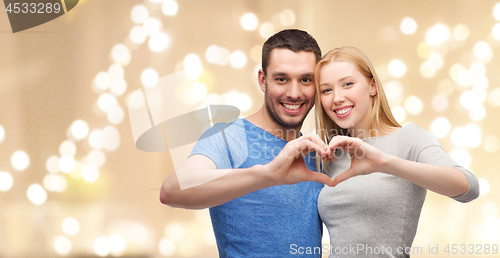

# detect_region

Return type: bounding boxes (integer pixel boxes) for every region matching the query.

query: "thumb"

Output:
[331,168,356,187]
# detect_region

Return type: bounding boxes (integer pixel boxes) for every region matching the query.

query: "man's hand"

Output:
[263,133,333,187]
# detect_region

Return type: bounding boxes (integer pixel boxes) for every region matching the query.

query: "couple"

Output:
[160,29,479,257]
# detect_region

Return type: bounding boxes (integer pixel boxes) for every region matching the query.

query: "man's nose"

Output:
[286,81,301,99]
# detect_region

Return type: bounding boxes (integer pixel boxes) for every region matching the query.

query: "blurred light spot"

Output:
[388,59,406,78]
[0,172,13,191]
[179,241,196,256]
[459,90,480,110]
[426,24,450,46]
[420,61,436,78]
[438,79,455,96]
[469,104,486,121]
[11,150,29,171]
[484,215,500,242]
[54,236,71,256]
[0,125,4,143]
[470,61,486,77]
[206,45,222,64]
[27,184,47,206]
[473,41,493,62]
[89,129,104,149]
[60,140,76,157]
[465,123,482,148]
[95,72,112,91]
[189,82,207,102]
[430,117,450,139]
[449,63,465,81]
[130,25,146,44]
[384,81,403,100]
[103,126,120,151]
[484,135,499,153]
[494,3,500,20]
[82,165,99,183]
[451,126,467,146]
[428,53,444,69]
[111,44,131,66]
[149,32,169,52]
[260,22,275,39]
[404,95,423,115]
[479,178,490,196]
[159,238,176,256]
[141,68,159,88]
[43,174,67,192]
[111,78,127,96]
[127,90,146,110]
[217,48,230,66]
[230,51,247,69]
[280,9,296,26]
[400,17,417,35]
[224,90,253,112]
[162,0,178,16]
[488,88,500,107]
[94,237,110,257]
[108,64,124,79]
[449,147,471,168]
[107,106,124,125]
[62,217,80,236]
[241,13,258,30]
[144,18,162,36]
[85,150,106,167]
[492,23,500,41]
[483,202,498,217]
[456,69,473,87]
[203,93,222,106]
[473,76,489,94]
[432,94,448,112]
[131,5,148,24]
[417,42,433,59]
[59,155,76,173]
[391,105,406,123]
[98,93,118,113]
[71,120,89,140]
[166,223,185,242]
[184,54,203,79]
[109,234,126,256]
[46,156,60,173]
[453,24,469,41]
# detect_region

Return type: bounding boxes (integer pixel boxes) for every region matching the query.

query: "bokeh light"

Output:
[93,237,110,257]
[453,24,469,41]
[111,44,131,65]
[473,41,493,62]
[400,17,417,35]
[471,61,487,77]
[144,18,162,36]
[62,217,80,236]
[11,150,29,171]
[59,155,76,173]
[130,25,146,44]
[103,126,120,151]
[426,24,450,46]
[464,123,482,148]
[97,93,119,114]
[54,236,72,256]
[488,88,500,107]
[107,106,125,124]
[184,54,203,79]
[162,0,179,16]
[260,22,275,39]
[391,105,406,123]
[484,135,499,153]
[95,72,112,91]
[449,147,472,168]
[404,95,423,115]
[479,178,490,196]
[189,83,207,102]
[428,53,444,69]
[494,3,500,20]
[82,164,99,183]
[59,140,76,157]
[0,172,13,191]
[241,13,258,31]
[27,184,47,206]
[70,120,89,140]
[141,68,160,88]
[0,124,4,143]
[110,78,127,96]
[388,59,406,78]
[206,45,222,64]
[85,150,107,168]
[46,156,60,173]
[230,51,247,69]
[109,234,126,256]
[420,61,436,78]
[432,94,448,112]
[430,117,450,139]
[43,174,68,192]
[279,9,296,26]
[451,126,467,146]
[492,23,500,41]
[89,129,104,149]
[469,104,486,122]
[149,32,170,52]
[218,48,231,66]
[159,238,176,256]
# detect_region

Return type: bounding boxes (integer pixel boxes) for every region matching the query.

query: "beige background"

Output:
[0,0,499,257]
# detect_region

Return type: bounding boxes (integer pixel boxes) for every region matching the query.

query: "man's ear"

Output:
[258,68,266,92]
[370,79,377,96]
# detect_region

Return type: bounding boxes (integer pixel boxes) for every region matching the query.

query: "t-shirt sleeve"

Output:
[397,124,480,203]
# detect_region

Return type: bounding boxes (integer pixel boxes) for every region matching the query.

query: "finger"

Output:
[306,170,333,187]
[331,168,357,187]
[295,139,327,157]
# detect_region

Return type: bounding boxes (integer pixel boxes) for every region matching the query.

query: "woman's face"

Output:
[318,61,377,137]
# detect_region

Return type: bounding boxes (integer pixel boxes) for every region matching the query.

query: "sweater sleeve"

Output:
[397,124,480,203]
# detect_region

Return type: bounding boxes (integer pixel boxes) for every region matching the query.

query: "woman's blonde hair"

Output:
[314,46,401,171]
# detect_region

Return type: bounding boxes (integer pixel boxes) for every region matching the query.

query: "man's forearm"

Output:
[160,164,273,209]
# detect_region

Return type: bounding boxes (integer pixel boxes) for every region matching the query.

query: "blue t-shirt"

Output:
[190,118,324,257]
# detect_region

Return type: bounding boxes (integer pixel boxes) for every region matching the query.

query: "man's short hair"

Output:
[261,29,321,75]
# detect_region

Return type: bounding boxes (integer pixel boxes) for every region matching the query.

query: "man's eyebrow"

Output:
[301,73,314,77]
[271,72,288,77]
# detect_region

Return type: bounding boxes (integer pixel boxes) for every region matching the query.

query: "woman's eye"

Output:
[322,89,331,94]
[344,82,353,87]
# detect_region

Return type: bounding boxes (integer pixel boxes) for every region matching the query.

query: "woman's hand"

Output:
[263,133,333,187]
[326,136,389,186]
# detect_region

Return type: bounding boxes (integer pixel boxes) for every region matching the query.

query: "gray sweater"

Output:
[318,123,479,258]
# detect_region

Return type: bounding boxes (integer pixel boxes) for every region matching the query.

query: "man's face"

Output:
[259,48,317,129]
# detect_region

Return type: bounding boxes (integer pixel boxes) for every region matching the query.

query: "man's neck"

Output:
[245,107,302,142]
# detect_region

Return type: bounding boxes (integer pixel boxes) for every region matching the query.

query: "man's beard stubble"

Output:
[264,82,312,129]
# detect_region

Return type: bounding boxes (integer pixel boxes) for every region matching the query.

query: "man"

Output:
[160,29,331,257]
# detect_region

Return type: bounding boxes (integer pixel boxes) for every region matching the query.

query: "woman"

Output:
[314,46,479,257]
